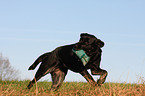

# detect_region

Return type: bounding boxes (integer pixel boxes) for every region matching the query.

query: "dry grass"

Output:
[0,80,145,96]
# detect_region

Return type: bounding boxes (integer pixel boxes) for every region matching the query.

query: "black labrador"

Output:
[27,33,108,91]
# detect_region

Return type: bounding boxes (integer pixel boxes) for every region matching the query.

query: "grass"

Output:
[0,80,145,96]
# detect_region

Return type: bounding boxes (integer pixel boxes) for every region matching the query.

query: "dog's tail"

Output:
[28,52,51,70]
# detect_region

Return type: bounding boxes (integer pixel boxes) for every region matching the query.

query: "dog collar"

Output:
[72,48,90,66]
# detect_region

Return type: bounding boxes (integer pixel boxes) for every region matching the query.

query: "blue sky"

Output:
[0,0,145,83]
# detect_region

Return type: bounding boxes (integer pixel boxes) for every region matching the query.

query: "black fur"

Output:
[27,33,107,91]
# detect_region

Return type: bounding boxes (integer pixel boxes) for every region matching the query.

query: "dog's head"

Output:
[74,33,104,52]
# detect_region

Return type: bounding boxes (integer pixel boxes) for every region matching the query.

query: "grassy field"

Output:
[0,80,145,96]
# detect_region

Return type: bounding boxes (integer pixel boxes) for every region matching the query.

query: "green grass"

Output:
[0,80,145,96]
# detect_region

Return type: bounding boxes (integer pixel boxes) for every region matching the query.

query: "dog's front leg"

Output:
[91,68,108,86]
[80,69,97,86]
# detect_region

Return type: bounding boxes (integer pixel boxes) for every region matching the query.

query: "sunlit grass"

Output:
[0,80,145,96]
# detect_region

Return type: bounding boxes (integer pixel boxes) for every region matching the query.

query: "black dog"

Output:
[27,33,107,91]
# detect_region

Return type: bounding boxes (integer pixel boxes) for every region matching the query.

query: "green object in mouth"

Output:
[72,48,90,66]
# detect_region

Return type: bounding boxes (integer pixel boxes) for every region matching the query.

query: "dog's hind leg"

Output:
[27,75,42,89]
[27,70,46,89]
[91,68,108,86]
[50,68,68,91]
[27,62,52,89]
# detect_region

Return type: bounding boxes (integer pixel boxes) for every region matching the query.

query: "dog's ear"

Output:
[97,39,105,48]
